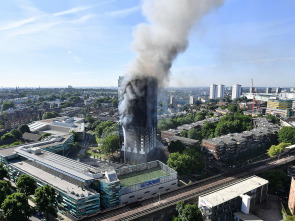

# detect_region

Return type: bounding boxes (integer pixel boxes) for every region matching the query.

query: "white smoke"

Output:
[120,0,224,125]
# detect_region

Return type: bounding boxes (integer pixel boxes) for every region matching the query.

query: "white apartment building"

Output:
[210,84,217,100]
[232,84,242,100]
[217,84,225,99]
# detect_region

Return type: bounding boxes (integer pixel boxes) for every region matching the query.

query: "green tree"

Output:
[1,192,32,221]
[174,201,203,221]
[41,132,52,140]
[262,169,290,191]
[1,101,14,111]
[18,124,31,134]
[42,111,59,119]
[228,105,239,113]
[194,112,206,122]
[10,129,22,139]
[0,180,12,204]
[180,130,188,138]
[1,132,15,140]
[0,163,8,179]
[95,120,115,138]
[168,140,186,154]
[188,128,202,140]
[101,134,120,155]
[278,127,295,144]
[265,114,280,124]
[85,114,95,124]
[16,174,37,196]
[70,130,78,142]
[34,185,56,219]
[167,149,204,176]
[267,142,291,158]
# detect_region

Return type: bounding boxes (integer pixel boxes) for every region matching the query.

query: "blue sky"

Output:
[0,0,294,88]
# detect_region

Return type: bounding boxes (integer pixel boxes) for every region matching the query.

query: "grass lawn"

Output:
[119,167,166,187]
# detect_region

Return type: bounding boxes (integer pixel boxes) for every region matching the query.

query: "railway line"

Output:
[81,154,295,221]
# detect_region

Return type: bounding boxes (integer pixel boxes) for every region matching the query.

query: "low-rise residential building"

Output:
[198,176,268,221]
[202,118,279,161]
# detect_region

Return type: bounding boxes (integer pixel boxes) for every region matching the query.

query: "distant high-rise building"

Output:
[276,87,281,94]
[249,86,254,93]
[210,84,217,99]
[169,96,176,107]
[189,96,195,105]
[232,84,242,100]
[266,87,272,93]
[217,84,225,99]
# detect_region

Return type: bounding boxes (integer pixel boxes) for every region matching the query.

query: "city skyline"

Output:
[0,0,295,87]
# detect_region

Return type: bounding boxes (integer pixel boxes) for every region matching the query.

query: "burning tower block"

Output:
[119,76,158,164]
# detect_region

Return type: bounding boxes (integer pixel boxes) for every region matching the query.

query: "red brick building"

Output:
[289,177,295,215]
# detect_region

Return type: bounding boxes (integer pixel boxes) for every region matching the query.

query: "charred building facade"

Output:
[118,76,157,164]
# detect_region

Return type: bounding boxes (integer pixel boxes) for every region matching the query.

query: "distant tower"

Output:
[266,87,272,93]
[118,76,158,164]
[169,96,176,107]
[189,96,195,105]
[276,87,281,94]
[232,84,242,100]
[209,84,217,99]
[217,84,225,99]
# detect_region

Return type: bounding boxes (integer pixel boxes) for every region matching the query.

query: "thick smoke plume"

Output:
[120,0,224,126]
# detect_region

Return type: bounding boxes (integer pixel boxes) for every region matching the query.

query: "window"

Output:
[159,187,164,189]
[144,191,150,194]
[129,195,135,199]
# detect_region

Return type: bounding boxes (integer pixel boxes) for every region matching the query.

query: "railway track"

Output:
[82,154,295,221]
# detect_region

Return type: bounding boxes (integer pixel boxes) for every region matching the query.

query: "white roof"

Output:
[199,176,268,208]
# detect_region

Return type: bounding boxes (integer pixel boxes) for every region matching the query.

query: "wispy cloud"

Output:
[53,6,93,16]
[106,6,140,17]
[0,17,37,31]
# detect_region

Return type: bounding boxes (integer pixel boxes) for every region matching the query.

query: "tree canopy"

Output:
[278,127,295,144]
[1,132,15,141]
[0,163,8,180]
[174,201,203,221]
[0,180,12,204]
[262,169,290,191]
[167,148,204,176]
[1,101,14,111]
[10,129,22,139]
[34,185,56,219]
[95,120,115,138]
[1,192,32,221]
[42,111,59,119]
[101,134,120,155]
[16,174,37,196]
[18,124,31,134]
[267,142,291,158]
[168,140,186,154]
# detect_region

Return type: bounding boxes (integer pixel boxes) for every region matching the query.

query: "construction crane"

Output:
[251,78,255,110]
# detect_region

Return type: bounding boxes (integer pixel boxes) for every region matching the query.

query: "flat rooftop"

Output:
[11,161,94,198]
[119,167,166,187]
[0,146,19,157]
[200,176,268,208]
